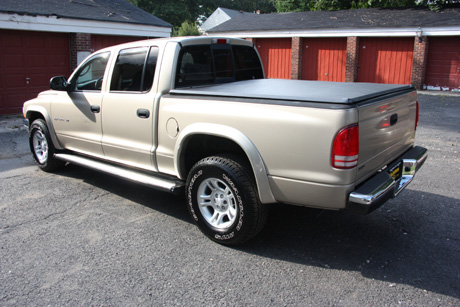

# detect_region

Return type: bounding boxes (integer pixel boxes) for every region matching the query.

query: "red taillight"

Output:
[212,38,229,44]
[415,101,419,131]
[332,124,359,169]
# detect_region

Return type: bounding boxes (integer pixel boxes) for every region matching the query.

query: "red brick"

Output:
[411,36,429,90]
[345,37,359,82]
[291,37,302,80]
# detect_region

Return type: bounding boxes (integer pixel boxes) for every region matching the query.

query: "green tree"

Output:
[269,0,457,11]
[173,20,201,37]
[128,0,276,28]
[271,0,307,12]
[217,0,277,14]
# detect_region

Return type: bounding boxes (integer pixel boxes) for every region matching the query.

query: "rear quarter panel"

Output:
[156,96,359,186]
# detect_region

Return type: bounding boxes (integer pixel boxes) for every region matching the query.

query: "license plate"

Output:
[389,161,403,182]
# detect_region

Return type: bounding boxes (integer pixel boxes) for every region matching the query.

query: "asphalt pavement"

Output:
[0,92,459,306]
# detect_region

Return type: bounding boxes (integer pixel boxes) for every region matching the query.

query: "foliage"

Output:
[269,0,458,11]
[173,20,201,37]
[127,0,276,28]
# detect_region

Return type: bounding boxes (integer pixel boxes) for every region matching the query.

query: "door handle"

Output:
[137,108,150,119]
[90,105,100,113]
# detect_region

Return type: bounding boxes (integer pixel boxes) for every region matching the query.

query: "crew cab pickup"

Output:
[23,37,427,245]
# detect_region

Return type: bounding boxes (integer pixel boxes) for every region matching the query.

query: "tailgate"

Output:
[356,90,418,184]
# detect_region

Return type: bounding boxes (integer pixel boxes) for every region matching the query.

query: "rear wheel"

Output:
[29,119,64,172]
[186,155,268,245]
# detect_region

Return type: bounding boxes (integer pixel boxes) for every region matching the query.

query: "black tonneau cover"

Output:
[170,79,413,104]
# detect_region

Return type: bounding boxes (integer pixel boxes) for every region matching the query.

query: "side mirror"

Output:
[49,76,70,91]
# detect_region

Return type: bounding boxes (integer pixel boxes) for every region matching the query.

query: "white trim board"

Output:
[207,27,460,38]
[0,13,171,37]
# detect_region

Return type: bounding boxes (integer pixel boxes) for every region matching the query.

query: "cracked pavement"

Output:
[1,93,459,306]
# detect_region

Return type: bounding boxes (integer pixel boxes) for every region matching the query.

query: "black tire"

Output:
[185,155,268,246]
[29,119,64,172]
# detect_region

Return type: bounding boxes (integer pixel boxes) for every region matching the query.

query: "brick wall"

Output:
[411,36,429,90]
[287,35,432,86]
[345,37,359,82]
[70,33,91,70]
[291,37,302,80]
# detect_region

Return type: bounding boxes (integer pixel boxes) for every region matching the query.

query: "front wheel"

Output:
[186,155,268,246]
[29,119,64,172]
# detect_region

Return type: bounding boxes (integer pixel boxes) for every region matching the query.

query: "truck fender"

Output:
[174,123,276,204]
[25,105,64,150]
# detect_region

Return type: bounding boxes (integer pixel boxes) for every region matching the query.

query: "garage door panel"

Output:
[6,74,26,88]
[426,61,442,74]
[445,63,458,75]
[6,93,27,109]
[29,54,47,67]
[28,36,47,49]
[51,54,68,68]
[46,33,69,50]
[256,38,292,79]
[425,37,460,90]
[0,29,70,114]
[358,37,414,85]
[302,38,346,82]
[5,54,25,67]
[0,94,5,110]
[29,72,47,82]
[3,33,22,47]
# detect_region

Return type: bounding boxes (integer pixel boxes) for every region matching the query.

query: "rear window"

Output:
[175,44,263,88]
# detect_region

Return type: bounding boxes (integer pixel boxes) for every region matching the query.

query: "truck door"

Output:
[51,52,110,156]
[101,46,159,171]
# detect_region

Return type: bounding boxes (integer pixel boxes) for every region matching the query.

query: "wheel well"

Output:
[26,111,45,124]
[180,134,251,178]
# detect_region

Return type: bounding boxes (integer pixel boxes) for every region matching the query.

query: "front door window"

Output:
[73,52,110,91]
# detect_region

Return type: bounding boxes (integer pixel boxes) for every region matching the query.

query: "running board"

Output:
[55,153,184,194]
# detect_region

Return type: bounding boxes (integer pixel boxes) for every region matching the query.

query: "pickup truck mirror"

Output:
[49,76,70,92]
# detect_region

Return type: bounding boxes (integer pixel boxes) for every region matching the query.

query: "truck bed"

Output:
[170,79,413,104]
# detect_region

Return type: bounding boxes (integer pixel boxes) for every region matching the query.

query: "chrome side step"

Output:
[55,153,184,194]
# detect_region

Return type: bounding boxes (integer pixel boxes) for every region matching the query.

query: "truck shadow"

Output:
[243,189,460,300]
[56,165,459,300]
[55,164,191,224]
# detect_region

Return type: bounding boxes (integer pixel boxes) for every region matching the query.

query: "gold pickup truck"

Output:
[23,37,427,245]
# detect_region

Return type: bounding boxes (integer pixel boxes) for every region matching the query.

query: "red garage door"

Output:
[91,35,145,52]
[256,38,292,79]
[0,30,70,114]
[302,38,346,82]
[357,37,414,84]
[425,37,460,91]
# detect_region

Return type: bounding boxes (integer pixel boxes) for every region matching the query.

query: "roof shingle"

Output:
[0,0,172,28]
[208,8,460,32]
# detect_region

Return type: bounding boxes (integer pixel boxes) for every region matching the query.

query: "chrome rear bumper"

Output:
[347,146,428,214]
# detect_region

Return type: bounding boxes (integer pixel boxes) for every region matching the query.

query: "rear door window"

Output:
[110,47,158,92]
